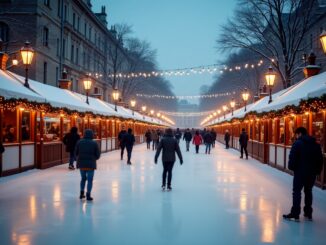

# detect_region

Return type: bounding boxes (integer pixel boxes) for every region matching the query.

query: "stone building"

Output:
[0,0,125,102]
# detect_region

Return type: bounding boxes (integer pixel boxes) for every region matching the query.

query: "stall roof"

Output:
[209,71,326,125]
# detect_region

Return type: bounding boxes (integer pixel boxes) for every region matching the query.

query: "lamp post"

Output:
[242,88,249,112]
[20,41,34,88]
[112,89,120,111]
[83,75,92,104]
[265,65,276,103]
[230,98,235,116]
[222,105,228,119]
[217,109,221,121]
[141,105,147,120]
[130,99,136,115]
[320,30,326,54]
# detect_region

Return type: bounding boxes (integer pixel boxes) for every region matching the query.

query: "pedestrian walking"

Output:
[118,126,127,160]
[152,130,159,150]
[211,129,217,148]
[192,130,203,154]
[204,130,213,154]
[155,128,183,191]
[183,128,192,152]
[63,126,80,170]
[224,129,230,149]
[283,127,323,222]
[75,129,101,201]
[239,128,249,159]
[174,128,182,144]
[123,128,136,165]
[145,130,152,149]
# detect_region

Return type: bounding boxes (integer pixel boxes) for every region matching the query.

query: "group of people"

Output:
[145,129,162,150]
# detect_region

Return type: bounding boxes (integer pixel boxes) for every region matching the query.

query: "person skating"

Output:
[155,128,183,191]
[118,126,127,160]
[145,130,152,149]
[224,129,230,149]
[283,127,323,222]
[204,130,213,154]
[183,128,192,152]
[239,128,249,159]
[123,128,135,165]
[63,126,80,170]
[152,130,159,151]
[211,129,217,148]
[192,131,203,154]
[75,129,101,201]
[174,128,182,144]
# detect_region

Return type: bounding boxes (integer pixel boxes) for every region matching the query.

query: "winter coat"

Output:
[118,130,127,146]
[211,131,217,141]
[152,131,159,141]
[123,133,135,149]
[175,131,182,140]
[183,131,192,141]
[63,128,80,153]
[193,134,203,146]
[288,135,324,177]
[239,132,249,146]
[75,129,101,169]
[155,132,183,163]
[145,132,152,142]
[224,132,230,142]
[204,132,214,144]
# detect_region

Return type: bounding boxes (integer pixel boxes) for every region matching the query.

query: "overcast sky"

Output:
[93,0,237,104]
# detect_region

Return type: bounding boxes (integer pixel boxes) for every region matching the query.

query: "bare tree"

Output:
[217,0,317,88]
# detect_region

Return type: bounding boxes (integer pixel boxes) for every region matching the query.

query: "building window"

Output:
[73,13,76,29]
[0,22,9,43]
[89,26,92,40]
[43,62,48,84]
[43,27,49,46]
[76,47,79,65]
[55,67,59,84]
[77,16,80,31]
[70,44,74,62]
[62,39,66,58]
[56,38,59,56]
[44,0,50,7]
[64,4,68,21]
[84,22,87,36]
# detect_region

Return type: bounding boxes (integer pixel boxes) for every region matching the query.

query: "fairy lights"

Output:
[136,91,236,100]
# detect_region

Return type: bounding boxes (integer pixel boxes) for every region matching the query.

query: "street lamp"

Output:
[150,110,154,121]
[130,99,136,115]
[230,98,235,116]
[141,105,147,119]
[217,109,221,121]
[320,30,326,54]
[157,112,161,118]
[265,65,276,103]
[222,105,228,119]
[83,75,92,104]
[242,88,249,112]
[112,89,120,111]
[20,41,34,88]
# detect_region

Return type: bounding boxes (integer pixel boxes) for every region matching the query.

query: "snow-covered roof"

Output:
[209,71,326,125]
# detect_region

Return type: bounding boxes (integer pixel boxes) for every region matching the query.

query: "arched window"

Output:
[0,22,9,43]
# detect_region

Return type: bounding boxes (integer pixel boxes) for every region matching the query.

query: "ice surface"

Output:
[1,143,326,245]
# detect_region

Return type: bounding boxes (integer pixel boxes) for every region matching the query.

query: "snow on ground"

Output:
[1,142,326,245]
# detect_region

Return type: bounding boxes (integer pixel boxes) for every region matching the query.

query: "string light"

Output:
[136,91,236,100]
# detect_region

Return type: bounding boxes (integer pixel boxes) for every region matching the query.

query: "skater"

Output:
[123,128,135,165]
[211,129,217,148]
[174,128,182,144]
[283,127,323,221]
[183,128,192,152]
[118,126,127,160]
[224,129,230,149]
[152,129,159,150]
[75,129,101,201]
[63,126,80,170]
[155,128,183,191]
[204,130,213,154]
[239,128,249,159]
[145,130,152,149]
[192,130,203,154]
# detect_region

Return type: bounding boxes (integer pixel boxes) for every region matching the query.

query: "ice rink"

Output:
[1,142,326,245]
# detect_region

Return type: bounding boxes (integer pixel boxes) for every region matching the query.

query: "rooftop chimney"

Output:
[95,6,108,27]
[303,52,321,78]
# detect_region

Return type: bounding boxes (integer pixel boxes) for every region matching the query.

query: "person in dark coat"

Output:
[224,129,230,149]
[174,128,182,144]
[63,127,80,170]
[123,128,136,165]
[155,128,183,191]
[283,127,323,221]
[183,128,192,152]
[239,128,249,159]
[145,130,152,149]
[204,131,213,154]
[118,126,127,160]
[75,129,101,201]
[211,129,217,148]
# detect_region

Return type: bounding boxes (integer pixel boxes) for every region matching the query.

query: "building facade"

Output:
[0,0,124,102]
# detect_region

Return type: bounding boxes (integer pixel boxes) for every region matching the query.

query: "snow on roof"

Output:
[209,71,326,125]
[0,70,45,102]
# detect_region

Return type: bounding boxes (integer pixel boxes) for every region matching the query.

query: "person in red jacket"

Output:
[192,130,203,154]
